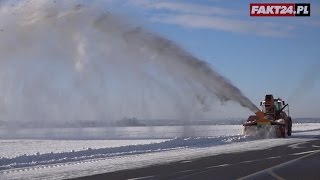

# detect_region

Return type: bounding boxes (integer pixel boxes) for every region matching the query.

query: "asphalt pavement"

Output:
[76,137,320,180]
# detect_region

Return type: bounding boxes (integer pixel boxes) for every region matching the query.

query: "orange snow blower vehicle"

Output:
[243,94,292,138]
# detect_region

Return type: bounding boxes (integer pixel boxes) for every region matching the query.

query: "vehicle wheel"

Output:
[281,126,286,138]
[287,117,292,136]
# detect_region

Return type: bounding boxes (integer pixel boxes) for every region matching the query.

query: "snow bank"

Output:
[0,140,166,159]
[0,136,251,170]
[0,123,319,179]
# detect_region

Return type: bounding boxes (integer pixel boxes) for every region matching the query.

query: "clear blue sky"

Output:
[108,0,320,118]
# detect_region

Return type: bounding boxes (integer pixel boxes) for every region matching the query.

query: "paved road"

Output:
[77,138,320,180]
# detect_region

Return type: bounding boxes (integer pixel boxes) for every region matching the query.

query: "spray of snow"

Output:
[0,0,258,125]
[243,125,279,138]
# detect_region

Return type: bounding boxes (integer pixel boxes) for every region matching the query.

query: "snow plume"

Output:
[0,0,258,125]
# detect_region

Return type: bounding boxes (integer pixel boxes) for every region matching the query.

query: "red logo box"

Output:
[250,3,310,17]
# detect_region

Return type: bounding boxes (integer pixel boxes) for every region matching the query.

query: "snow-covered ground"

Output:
[0,123,320,180]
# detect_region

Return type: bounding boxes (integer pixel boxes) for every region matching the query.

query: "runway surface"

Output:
[77,138,320,180]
